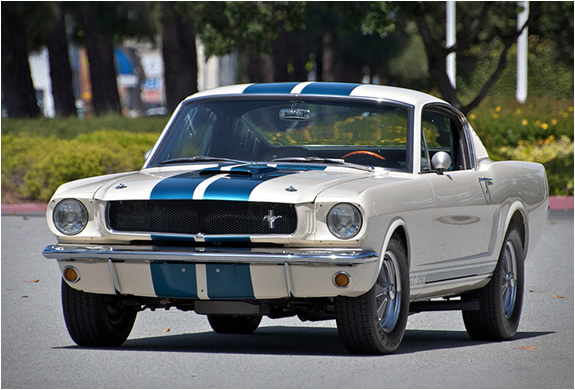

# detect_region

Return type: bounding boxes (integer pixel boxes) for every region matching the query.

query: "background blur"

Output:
[2,1,573,202]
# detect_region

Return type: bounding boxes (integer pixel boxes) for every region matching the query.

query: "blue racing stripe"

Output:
[203,176,266,201]
[301,82,361,96]
[151,164,327,201]
[206,264,255,299]
[243,82,300,94]
[150,171,206,200]
[150,262,199,299]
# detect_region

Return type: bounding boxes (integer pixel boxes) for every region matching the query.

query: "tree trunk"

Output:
[161,1,198,112]
[81,5,122,116]
[1,9,40,118]
[46,12,76,117]
[245,48,274,83]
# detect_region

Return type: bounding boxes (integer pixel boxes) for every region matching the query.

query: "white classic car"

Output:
[43,82,548,354]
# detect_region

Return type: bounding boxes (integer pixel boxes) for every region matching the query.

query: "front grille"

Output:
[107,200,297,235]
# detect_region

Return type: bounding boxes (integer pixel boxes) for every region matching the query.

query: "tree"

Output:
[364,2,534,114]
[78,3,122,115]
[159,2,198,112]
[46,6,76,117]
[195,2,308,83]
[1,3,40,118]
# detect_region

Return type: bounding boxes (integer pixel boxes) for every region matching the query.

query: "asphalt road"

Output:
[2,212,573,388]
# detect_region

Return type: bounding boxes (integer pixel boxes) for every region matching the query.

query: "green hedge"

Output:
[2,130,158,202]
[467,97,574,196]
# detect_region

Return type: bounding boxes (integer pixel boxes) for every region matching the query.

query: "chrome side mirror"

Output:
[144,148,152,161]
[431,151,452,174]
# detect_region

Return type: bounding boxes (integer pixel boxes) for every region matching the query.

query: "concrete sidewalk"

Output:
[2,196,573,217]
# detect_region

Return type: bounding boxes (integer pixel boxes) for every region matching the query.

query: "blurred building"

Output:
[27,41,237,118]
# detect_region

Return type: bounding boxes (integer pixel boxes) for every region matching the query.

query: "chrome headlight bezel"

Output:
[327,203,363,240]
[53,199,89,236]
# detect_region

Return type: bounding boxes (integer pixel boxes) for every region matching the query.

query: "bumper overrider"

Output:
[43,245,380,300]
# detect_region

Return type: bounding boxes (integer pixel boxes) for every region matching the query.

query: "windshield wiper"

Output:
[158,156,248,165]
[270,157,373,172]
[271,156,344,164]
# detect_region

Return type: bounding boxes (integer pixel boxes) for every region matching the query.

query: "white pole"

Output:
[517,1,529,103]
[446,1,456,88]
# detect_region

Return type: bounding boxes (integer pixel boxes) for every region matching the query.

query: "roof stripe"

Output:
[300,82,361,96]
[243,82,300,94]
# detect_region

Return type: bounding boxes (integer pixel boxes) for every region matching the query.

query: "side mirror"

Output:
[144,148,152,161]
[431,151,452,174]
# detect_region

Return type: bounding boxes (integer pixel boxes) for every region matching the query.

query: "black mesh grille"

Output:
[108,200,297,235]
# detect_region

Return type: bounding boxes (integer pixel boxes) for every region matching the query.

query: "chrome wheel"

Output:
[376,250,402,332]
[501,241,518,318]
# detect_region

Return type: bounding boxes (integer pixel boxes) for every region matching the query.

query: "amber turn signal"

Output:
[333,271,351,288]
[63,266,80,283]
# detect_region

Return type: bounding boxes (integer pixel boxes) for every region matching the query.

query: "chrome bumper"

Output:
[42,244,379,265]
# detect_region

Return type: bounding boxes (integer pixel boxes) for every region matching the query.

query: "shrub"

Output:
[2,130,157,202]
[497,135,574,196]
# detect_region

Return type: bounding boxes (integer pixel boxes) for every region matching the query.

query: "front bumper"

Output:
[43,245,380,299]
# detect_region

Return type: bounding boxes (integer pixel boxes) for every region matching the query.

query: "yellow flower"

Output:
[495,106,502,112]
[469,114,477,120]
[521,119,528,126]
[515,108,521,115]
[492,113,499,119]
[569,106,574,112]
[541,123,549,130]
[552,118,558,126]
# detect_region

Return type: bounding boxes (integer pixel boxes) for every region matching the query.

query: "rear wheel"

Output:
[61,279,137,347]
[335,235,409,354]
[207,315,262,334]
[463,227,524,340]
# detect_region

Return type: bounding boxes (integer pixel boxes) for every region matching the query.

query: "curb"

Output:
[2,196,573,216]
[2,203,47,216]
[548,196,574,211]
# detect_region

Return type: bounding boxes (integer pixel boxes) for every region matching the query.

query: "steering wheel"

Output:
[342,151,386,161]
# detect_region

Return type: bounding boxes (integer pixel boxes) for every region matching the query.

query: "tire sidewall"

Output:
[493,228,525,338]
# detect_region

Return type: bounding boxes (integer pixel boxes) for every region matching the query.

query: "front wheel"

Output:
[462,227,525,340]
[61,279,137,347]
[335,235,409,354]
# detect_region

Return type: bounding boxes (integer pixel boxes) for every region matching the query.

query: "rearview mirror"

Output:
[431,151,452,174]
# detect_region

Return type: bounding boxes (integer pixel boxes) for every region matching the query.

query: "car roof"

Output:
[187,82,448,107]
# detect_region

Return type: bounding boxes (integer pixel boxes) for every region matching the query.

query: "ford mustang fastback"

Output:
[43,82,548,354]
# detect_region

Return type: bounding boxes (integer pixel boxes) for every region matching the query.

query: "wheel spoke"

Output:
[377,251,402,332]
[501,241,518,318]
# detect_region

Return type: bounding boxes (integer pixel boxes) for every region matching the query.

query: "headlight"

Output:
[53,199,88,235]
[327,203,362,239]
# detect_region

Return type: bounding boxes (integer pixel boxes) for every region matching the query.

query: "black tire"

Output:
[207,314,262,334]
[61,279,137,347]
[335,235,409,354]
[463,227,525,341]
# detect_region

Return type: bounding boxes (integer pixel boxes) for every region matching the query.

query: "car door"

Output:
[420,105,496,281]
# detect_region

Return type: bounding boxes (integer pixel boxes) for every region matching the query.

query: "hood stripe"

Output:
[150,163,327,201]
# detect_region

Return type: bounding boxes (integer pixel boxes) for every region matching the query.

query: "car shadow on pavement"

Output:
[56,327,554,356]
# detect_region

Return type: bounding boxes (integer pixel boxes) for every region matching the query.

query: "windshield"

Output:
[148,97,411,170]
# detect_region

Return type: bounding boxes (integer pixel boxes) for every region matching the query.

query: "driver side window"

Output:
[421,108,469,172]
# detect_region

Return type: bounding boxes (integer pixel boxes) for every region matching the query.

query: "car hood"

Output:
[93,163,373,204]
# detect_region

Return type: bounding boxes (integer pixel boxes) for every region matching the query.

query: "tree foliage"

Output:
[1,1,572,118]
